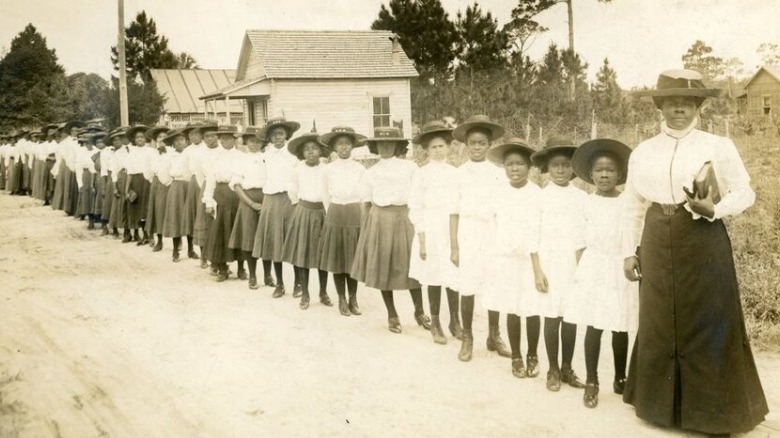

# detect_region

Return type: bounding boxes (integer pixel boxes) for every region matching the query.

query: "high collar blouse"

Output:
[262,144,298,195]
[408,160,458,233]
[230,150,267,191]
[168,149,191,182]
[184,142,207,186]
[322,157,365,205]
[360,156,417,207]
[288,161,328,206]
[621,124,755,258]
[202,147,242,209]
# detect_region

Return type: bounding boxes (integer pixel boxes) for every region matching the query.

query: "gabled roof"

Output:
[744,65,780,88]
[240,30,419,80]
[150,69,243,114]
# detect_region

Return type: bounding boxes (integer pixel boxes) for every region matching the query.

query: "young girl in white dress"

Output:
[529,138,587,391]
[408,120,462,345]
[566,139,638,408]
[485,138,542,378]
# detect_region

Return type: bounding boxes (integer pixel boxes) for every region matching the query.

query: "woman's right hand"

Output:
[624,256,642,282]
[419,240,427,261]
[251,202,263,212]
[534,269,549,293]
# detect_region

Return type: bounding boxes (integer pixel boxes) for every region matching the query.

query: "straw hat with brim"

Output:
[572,138,631,185]
[42,123,60,133]
[363,126,409,155]
[162,128,187,146]
[288,132,328,160]
[125,125,150,141]
[633,69,721,109]
[263,117,301,140]
[531,137,578,173]
[413,120,453,147]
[487,138,536,166]
[77,134,92,144]
[145,126,170,141]
[319,126,366,147]
[106,129,128,142]
[182,122,203,135]
[199,122,220,136]
[241,127,266,143]
[452,115,504,143]
[214,125,239,137]
[63,120,85,133]
[91,132,108,144]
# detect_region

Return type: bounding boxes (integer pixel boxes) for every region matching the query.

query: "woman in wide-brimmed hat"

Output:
[449,114,511,362]
[350,126,431,334]
[252,117,301,297]
[107,128,130,239]
[61,122,84,216]
[529,136,588,392]
[317,126,367,316]
[229,126,270,289]
[282,129,332,309]
[622,69,767,434]
[161,128,195,262]
[485,137,542,379]
[143,126,170,251]
[408,120,463,345]
[181,121,215,265]
[123,125,154,244]
[74,133,102,228]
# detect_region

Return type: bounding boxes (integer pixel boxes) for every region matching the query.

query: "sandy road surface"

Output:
[0,192,778,437]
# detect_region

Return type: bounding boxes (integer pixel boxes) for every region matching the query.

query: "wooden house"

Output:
[201,30,419,144]
[742,66,780,118]
[150,69,243,127]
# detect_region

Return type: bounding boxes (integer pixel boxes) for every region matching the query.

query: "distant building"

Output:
[150,69,243,127]
[201,30,419,145]
[741,66,780,118]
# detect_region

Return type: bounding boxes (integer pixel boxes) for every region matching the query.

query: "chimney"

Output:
[390,34,400,65]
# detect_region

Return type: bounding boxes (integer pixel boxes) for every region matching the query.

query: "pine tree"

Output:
[591,58,626,125]
[64,73,109,122]
[454,3,509,73]
[0,24,69,128]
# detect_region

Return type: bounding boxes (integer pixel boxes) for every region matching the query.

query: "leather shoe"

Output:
[584,382,599,408]
[486,326,512,358]
[348,296,361,315]
[448,313,464,340]
[546,370,561,392]
[299,297,310,310]
[292,284,303,298]
[272,285,285,298]
[458,332,474,362]
[248,277,259,290]
[414,313,432,330]
[526,354,540,378]
[187,250,199,260]
[237,268,248,280]
[512,358,526,379]
[338,297,351,316]
[388,317,402,334]
[152,242,163,252]
[430,316,447,345]
[561,368,586,389]
[200,260,209,269]
[264,275,276,287]
[319,293,333,307]
[613,377,626,395]
[172,251,180,263]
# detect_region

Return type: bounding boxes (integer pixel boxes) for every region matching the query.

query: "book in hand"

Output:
[692,161,721,204]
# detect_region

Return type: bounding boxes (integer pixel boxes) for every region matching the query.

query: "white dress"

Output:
[532,183,587,318]
[408,160,459,289]
[483,181,541,315]
[453,160,504,297]
[565,193,639,332]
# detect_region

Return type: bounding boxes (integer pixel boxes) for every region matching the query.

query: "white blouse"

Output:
[322,157,365,205]
[125,145,152,178]
[454,159,504,222]
[168,150,191,182]
[408,160,458,234]
[110,146,129,183]
[230,150,267,190]
[75,149,98,189]
[288,161,328,206]
[184,142,207,186]
[99,149,113,177]
[621,122,755,258]
[202,147,243,209]
[262,144,298,195]
[155,149,175,186]
[360,157,417,206]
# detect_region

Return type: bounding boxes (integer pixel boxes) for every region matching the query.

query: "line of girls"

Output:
[4,115,638,409]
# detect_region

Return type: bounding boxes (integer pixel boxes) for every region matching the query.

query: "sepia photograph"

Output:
[0,0,778,436]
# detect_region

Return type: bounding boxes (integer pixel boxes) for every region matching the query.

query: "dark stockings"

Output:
[428,286,441,316]
[585,327,629,384]
[410,288,424,315]
[461,295,475,332]
[507,313,522,359]
[544,317,577,372]
[274,262,284,286]
[246,253,257,280]
[381,290,397,318]
[526,316,540,357]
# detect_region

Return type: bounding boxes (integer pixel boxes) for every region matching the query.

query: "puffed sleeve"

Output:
[408,167,426,233]
[711,137,755,220]
[621,153,651,259]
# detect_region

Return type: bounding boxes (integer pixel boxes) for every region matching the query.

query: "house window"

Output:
[763,95,771,115]
[373,96,391,128]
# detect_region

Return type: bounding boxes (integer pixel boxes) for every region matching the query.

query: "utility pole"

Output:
[118,0,129,126]
[565,0,575,100]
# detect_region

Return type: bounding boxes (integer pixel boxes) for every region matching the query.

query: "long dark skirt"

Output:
[283,201,325,269]
[102,173,114,222]
[32,159,43,199]
[108,170,127,229]
[182,177,199,240]
[66,170,79,215]
[44,160,55,203]
[144,177,158,235]
[94,175,106,217]
[350,205,420,291]
[7,159,21,193]
[0,160,5,190]
[126,173,148,229]
[163,180,188,238]
[623,203,768,435]
[318,203,361,274]
[51,161,66,209]
[21,161,30,191]
[193,181,209,247]
[204,183,239,264]
[252,192,293,262]
[229,188,263,252]
[153,181,169,235]
[76,170,95,216]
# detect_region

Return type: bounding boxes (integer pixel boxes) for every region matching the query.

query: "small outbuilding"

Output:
[741,66,780,118]
[201,30,419,140]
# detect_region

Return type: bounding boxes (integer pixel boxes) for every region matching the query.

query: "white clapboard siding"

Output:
[269,78,412,138]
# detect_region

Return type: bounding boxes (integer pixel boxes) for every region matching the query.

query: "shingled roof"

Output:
[150,69,243,114]
[240,30,419,80]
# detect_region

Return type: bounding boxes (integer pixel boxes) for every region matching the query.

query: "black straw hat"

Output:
[452,115,504,142]
[412,120,453,147]
[363,126,409,155]
[487,137,536,165]
[288,130,328,160]
[125,125,150,141]
[531,137,578,173]
[319,126,366,147]
[633,69,721,109]
[262,117,301,140]
[145,125,170,141]
[572,138,631,185]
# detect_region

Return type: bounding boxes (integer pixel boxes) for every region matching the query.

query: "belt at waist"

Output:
[373,204,408,212]
[650,202,685,216]
[299,200,324,210]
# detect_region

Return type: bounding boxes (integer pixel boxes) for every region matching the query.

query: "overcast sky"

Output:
[1,0,778,87]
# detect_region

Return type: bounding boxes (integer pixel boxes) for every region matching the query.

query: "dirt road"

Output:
[0,192,777,437]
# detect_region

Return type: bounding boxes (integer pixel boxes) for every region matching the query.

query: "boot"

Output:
[188,250,199,260]
[388,317,402,334]
[122,229,132,243]
[486,325,511,358]
[293,283,303,299]
[264,275,276,287]
[511,357,526,379]
[458,330,474,362]
[448,311,464,340]
[237,267,248,280]
[338,296,351,316]
[152,240,163,252]
[299,293,310,310]
[216,265,228,282]
[319,293,333,307]
[430,316,447,345]
[100,225,109,236]
[172,250,180,263]
[248,276,259,290]
[272,285,285,298]
[561,367,586,389]
[348,294,361,315]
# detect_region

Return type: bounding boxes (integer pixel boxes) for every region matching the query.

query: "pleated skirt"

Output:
[32,159,44,199]
[7,160,21,193]
[0,160,5,189]
[229,188,263,253]
[162,180,189,238]
[76,170,94,216]
[283,201,325,269]
[144,177,158,235]
[21,160,30,190]
[108,170,127,229]
[181,177,199,239]
[44,162,55,202]
[102,173,114,222]
[94,175,106,216]
[126,173,148,228]
[204,183,239,264]
[350,204,420,291]
[252,192,293,262]
[66,170,79,215]
[51,162,66,209]
[193,181,209,246]
[318,203,361,274]
[153,181,169,235]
